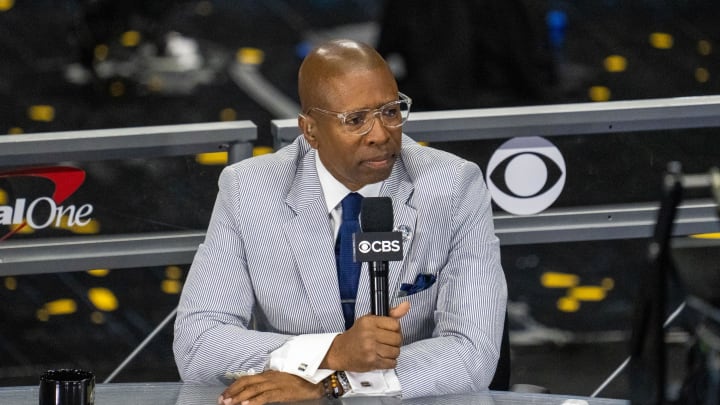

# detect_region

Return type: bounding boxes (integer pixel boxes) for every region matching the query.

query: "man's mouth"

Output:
[363,154,395,168]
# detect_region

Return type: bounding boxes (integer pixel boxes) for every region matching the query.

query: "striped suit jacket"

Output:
[173,134,507,398]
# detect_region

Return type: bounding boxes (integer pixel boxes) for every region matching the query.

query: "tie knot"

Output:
[341,192,363,221]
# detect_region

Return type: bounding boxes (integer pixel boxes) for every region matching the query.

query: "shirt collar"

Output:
[315,151,383,213]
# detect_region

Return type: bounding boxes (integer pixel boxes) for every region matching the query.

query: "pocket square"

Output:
[399,273,437,297]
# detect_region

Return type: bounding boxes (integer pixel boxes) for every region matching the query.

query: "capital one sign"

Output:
[0,166,94,241]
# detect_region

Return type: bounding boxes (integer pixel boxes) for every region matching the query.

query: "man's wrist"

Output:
[319,334,342,370]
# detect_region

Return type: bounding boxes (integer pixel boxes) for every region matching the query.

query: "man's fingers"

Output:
[389,301,410,319]
[375,328,403,346]
[222,375,272,404]
[376,342,401,360]
[223,371,323,405]
[226,387,275,405]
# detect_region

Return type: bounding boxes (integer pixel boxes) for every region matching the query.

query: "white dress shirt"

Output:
[264,153,401,397]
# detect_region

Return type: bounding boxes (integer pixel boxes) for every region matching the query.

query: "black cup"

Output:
[39,369,95,405]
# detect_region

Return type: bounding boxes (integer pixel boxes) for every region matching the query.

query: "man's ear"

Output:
[298,114,318,148]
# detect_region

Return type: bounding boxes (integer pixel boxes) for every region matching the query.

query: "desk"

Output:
[0,382,627,404]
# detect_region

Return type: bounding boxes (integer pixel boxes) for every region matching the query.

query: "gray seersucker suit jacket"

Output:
[173,134,507,398]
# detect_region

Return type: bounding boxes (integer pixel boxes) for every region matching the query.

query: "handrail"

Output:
[0,121,257,167]
[0,231,204,276]
[494,199,719,245]
[272,95,720,147]
[2,200,717,276]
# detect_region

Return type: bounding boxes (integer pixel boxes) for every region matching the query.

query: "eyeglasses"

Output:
[306,92,412,136]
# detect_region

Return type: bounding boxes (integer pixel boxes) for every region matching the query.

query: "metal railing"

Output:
[273,95,720,147]
[3,96,720,275]
[0,121,256,277]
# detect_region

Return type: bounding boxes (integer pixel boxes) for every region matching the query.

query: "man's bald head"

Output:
[298,39,394,112]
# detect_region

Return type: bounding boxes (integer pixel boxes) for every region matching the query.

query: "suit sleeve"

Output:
[395,160,507,397]
[173,167,291,384]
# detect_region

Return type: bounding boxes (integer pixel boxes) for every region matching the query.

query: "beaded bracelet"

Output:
[322,372,343,399]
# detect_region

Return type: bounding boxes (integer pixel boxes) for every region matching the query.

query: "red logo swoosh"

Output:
[0,166,86,241]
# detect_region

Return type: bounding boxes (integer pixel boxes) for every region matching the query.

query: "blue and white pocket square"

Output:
[398,273,436,297]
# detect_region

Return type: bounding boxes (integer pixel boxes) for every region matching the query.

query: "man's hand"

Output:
[218,370,322,405]
[322,301,411,372]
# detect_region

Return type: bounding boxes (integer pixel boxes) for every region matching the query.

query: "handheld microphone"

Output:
[354,197,403,316]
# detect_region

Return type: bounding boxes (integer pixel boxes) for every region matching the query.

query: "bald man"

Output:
[174,39,506,405]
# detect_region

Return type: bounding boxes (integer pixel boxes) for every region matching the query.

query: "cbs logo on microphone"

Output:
[358,240,401,254]
[353,232,404,262]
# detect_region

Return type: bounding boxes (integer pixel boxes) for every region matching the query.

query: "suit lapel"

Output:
[284,149,346,332]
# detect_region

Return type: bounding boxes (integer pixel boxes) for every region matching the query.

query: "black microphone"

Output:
[354,197,403,316]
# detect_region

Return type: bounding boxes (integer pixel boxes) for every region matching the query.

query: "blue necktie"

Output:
[336,192,363,330]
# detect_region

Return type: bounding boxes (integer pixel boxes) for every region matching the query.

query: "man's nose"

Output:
[364,112,390,144]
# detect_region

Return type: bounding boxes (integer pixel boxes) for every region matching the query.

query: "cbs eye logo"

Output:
[486,136,566,215]
[358,240,372,253]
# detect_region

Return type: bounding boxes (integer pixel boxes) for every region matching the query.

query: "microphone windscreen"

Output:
[360,197,393,232]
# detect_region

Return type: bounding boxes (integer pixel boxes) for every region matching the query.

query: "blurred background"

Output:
[1,0,720,400]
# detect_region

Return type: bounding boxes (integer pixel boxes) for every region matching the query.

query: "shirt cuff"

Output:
[344,370,402,397]
[266,333,339,384]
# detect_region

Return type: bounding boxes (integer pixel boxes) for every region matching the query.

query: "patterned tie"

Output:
[336,192,363,329]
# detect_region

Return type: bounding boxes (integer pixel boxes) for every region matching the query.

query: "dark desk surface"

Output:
[0,382,627,405]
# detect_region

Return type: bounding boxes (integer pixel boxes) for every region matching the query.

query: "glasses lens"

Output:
[380,101,410,127]
[342,111,370,133]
